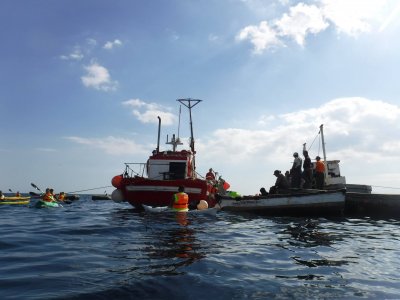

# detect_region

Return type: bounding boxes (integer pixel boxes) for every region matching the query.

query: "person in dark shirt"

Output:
[270,170,290,194]
[290,152,302,188]
[302,150,313,189]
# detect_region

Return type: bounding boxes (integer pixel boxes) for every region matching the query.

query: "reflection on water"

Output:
[136,212,207,276]
[1,201,400,299]
[281,218,341,247]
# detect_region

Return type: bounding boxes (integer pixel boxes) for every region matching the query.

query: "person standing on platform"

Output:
[206,168,215,181]
[290,152,302,188]
[302,150,313,189]
[315,156,325,189]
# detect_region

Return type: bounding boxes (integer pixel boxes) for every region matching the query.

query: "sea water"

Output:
[1,196,400,299]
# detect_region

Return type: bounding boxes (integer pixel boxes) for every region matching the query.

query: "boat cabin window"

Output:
[169,162,186,179]
[147,159,187,180]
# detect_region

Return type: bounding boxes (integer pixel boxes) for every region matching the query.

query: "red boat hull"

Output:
[113,176,217,209]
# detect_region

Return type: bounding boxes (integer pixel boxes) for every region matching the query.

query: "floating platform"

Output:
[345,192,400,217]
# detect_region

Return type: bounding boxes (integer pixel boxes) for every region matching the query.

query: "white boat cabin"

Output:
[147,150,194,180]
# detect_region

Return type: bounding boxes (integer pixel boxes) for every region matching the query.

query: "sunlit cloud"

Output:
[275,3,329,46]
[81,62,118,91]
[237,0,396,53]
[197,97,399,166]
[122,99,176,125]
[379,1,400,32]
[236,21,283,53]
[320,0,382,36]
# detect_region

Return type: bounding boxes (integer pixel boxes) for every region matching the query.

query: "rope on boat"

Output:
[67,186,113,194]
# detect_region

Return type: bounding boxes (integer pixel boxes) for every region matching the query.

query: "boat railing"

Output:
[124,163,147,178]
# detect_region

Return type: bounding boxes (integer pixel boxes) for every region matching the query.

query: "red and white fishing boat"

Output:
[111,98,220,209]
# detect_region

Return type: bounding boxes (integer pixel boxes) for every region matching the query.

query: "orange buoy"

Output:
[111,175,123,189]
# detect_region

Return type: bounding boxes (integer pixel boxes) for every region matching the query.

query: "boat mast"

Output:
[156,116,161,153]
[177,98,202,153]
[319,124,327,162]
[177,98,202,171]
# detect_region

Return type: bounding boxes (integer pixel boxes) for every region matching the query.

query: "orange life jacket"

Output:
[172,192,189,211]
[58,194,65,201]
[315,161,325,173]
[42,192,53,202]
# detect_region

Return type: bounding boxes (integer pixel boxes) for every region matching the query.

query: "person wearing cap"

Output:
[269,170,290,194]
[290,152,302,189]
[302,150,313,189]
[205,168,215,181]
[315,156,325,189]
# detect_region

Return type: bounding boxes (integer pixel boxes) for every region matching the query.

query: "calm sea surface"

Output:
[1,195,400,300]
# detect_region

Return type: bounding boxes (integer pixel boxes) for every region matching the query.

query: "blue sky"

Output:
[1,0,400,195]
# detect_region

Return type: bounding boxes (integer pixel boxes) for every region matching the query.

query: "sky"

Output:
[1,0,400,196]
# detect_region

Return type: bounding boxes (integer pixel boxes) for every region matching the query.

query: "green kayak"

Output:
[35,200,62,208]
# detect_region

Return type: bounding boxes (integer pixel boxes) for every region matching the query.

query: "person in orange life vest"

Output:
[57,192,65,202]
[206,168,215,180]
[15,191,21,197]
[171,186,189,212]
[42,188,54,202]
[315,156,325,189]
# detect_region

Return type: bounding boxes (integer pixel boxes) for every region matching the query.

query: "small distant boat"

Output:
[217,189,346,216]
[91,194,111,200]
[65,195,80,201]
[142,205,218,216]
[0,196,31,205]
[312,125,400,217]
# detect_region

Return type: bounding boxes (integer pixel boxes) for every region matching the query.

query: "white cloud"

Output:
[60,47,84,61]
[320,0,383,36]
[103,39,122,50]
[195,97,400,194]
[236,21,283,53]
[237,0,396,53]
[81,62,118,91]
[122,99,176,125]
[275,3,329,46]
[65,136,147,155]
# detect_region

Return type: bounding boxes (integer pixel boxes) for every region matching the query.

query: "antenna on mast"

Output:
[177,105,181,142]
[177,98,202,153]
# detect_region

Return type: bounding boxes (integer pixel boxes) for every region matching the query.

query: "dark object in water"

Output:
[92,195,111,200]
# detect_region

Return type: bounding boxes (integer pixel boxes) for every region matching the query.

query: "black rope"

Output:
[67,186,113,194]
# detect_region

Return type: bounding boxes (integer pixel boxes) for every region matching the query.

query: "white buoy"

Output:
[111,189,125,203]
[197,199,208,210]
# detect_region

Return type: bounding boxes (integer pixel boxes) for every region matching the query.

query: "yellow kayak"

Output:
[0,196,31,205]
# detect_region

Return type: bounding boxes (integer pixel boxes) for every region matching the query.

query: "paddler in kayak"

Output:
[171,186,189,212]
[42,188,57,202]
[57,192,65,202]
